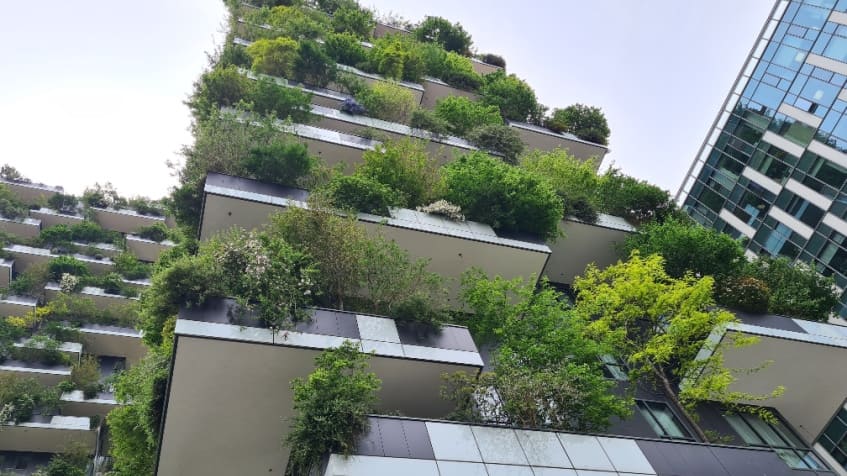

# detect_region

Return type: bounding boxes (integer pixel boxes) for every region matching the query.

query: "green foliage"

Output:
[324,32,368,66]
[114,253,151,280]
[479,70,540,122]
[715,276,771,314]
[39,222,122,249]
[0,184,27,219]
[82,182,125,209]
[367,34,425,82]
[0,164,26,183]
[0,374,58,424]
[414,16,473,55]
[520,149,599,222]
[189,65,253,121]
[13,335,68,366]
[441,152,563,240]
[47,256,89,281]
[135,223,171,243]
[596,167,677,224]
[357,139,441,208]
[440,52,482,91]
[242,142,315,187]
[331,3,375,39]
[315,0,355,14]
[355,80,418,123]
[266,5,329,39]
[47,193,79,215]
[744,256,839,321]
[293,40,336,87]
[434,96,502,136]
[574,252,783,440]
[249,76,314,122]
[622,218,745,280]
[108,350,170,476]
[8,263,50,298]
[466,124,524,164]
[246,36,300,78]
[479,53,506,68]
[72,355,103,399]
[40,293,138,328]
[546,104,611,145]
[285,341,381,475]
[40,444,89,476]
[321,174,400,216]
[409,108,451,136]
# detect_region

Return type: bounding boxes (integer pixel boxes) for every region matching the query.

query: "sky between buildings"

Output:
[0,0,773,199]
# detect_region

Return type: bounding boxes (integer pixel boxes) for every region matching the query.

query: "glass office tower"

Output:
[679,0,847,319]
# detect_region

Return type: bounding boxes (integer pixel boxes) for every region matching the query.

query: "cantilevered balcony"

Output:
[89,206,166,234]
[29,207,84,228]
[419,76,480,109]
[59,356,124,418]
[199,173,551,299]
[0,416,96,454]
[44,283,140,311]
[0,216,40,239]
[75,324,145,367]
[0,179,61,205]
[0,259,13,288]
[125,234,175,263]
[508,121,609,164]
[3,244,114,275]
[155,298,483,475]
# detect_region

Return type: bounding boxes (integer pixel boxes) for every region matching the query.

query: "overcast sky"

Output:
[0,1,774,198]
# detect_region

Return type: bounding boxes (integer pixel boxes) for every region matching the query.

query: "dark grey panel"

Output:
[379,418,411,459]
[637,440,730,476]
[709,446,794,476]
[205,172,309,202]
[402,420,435,460]
[396,322,477,352]
[356,418,385,457]
[295,310,360,339]
[733,311,806,333]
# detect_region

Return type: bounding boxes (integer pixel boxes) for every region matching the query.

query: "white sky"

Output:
[0,1,774,198]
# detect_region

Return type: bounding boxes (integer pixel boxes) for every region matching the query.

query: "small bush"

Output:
[434,96,502,136]
[243,142,315,187]
[70,221,121,244]
[246,36,300,78]
[39,224,74,247]
[356,81,418,123]
[368,34,425,82]
[267,6,328,40]
[135,223,170,242]
[14,335,67,366]
[332,3,375,39]
[0,184,26,219]
[520,149,601,223]
[250,77,313,123]
[546,104,611,145]
[293,40,336,88]
[466,124,525,164]
[59,273,81,293]
[9,264,50,297]
[416,200,465,221]
[409,108,451,136]
[47,193,79,215]
[441,52,482,91]
[322,174,399,216]
[357,139,441,208]
[0,374,58,423]
[72,355,103,399]
[414,16,473,55]
[325,32,369,67]
[715,276,771,314]
[480,70,540,122]
[0,164,27,183]
[47,256,90,281]
[340,97,367,115]
[190,65,253,119]
[98,273,126,295]
[114,253,151,280]
[315,0,355,14]
[480,53,506,68]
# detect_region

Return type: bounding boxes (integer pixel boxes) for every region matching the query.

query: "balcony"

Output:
[0,259,13,288]
[4,244,114,275]
[29,207,84,228]
[155,298,482,475]
[199,173,551,299]
[59,355,124,417]
[543,214,636,285]
[0,359,71,387]
[125,234,176,263]
[508,121,609,164]
[0,295,37,318]
[44,283,139,311]
[0,179,61,205]
[75,324,145,367]
[0,416,96,454]
[319,416,831,476]
[420,76,480,109]
[0,216,40,239]
[89,206,166,234]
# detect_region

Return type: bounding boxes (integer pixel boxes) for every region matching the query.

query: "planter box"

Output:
[242,67,348,109]
[77,324,145,367]
[508,121,609,164]
[0,179,62,205]
[331,63,424,105]
[74,241,121,259]
[60,390,119,418]
[0,295,37,318]
[0,416,96,453]
[373,22,411,39]
[29,207,84,228]
[90,207,166,234]
[0,359,71,386]
[126,234,176,263]
[420,76,481,109]
[0,259,12,288]
[543,214,636,286]
[13,339,82,362]
[0,216,40,239]
[4,244,114,276]
[45,283,139,311]
[309,104,476,165]
[470,56,502,76]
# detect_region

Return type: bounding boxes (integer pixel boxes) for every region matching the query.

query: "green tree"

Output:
[441,152,563,240]
[596,167,679,224]
[293,40,336,88]
[246,36,300,78]
[519,149,600,222]
[324,32,369,67]
[621,218,745,280]
[266,5,329,40]
[574,252,784,442]
[285,341,381,475]
[479,70,540,123]
[367,34,425,82]
[355,80,418,123]
[248,77,313,122]
[413,16,473,55]
[744,256,839,321]
[331,3,375,39]
[187,65,253,121]
[466,124,524,164]
[434,96,502,137]
[242,142,315,187]
[321,174,400,216]
[546,104,611,145]
[356,139,441,208]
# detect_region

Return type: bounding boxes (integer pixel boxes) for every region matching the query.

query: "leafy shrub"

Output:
[324,32,369,66]
[13,335,67,366]
[127,197,162,217]
[267,6,328,40]
[480,70,540,122]
[441,52,482,91]
[434,96,502,136]
[715,276,771,314]
[0,164,27,183]
[72,354,103,399]
[355,81,418,123]
[189,65,253,120]
[0,375,58,424]
[340,97,367,115]
[293,40,336,88]
[357,139,441,208]
[69,221,121,244]
[285,341,381,474]
[250,76,313,123]
[59,273,81,293]
[242,142,314,187]
[596,168,676,224]
[321,174,399,216]
[47,256,90,281]
[331,3,375,39]
[442,152,563,239]
[246,36,300,78]
[47,193,79,215]
[480,53,506,68]
[9,264,50,298]
[0,184,26,219]
[466,124,524,164]
[367,34,425,82]
[416,200,464,221]
[315,0,356,14]
[114,253,151,280]
[82,183,124,209]
[744,256,839,321]
[39,225,74,248]
[41,446,89,476]
[520,149,600,222]
[414,16,473,55]
[135,223,170,243]
[409,108,451,136]
[546,104,611,145]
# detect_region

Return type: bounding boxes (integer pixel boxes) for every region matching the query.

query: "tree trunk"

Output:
[651,366,709,442]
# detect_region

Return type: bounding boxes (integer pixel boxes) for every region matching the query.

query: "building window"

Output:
[600,355,628,381]
[819,407,847,470]
[724,412,824,470]
[636,401,693,441]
